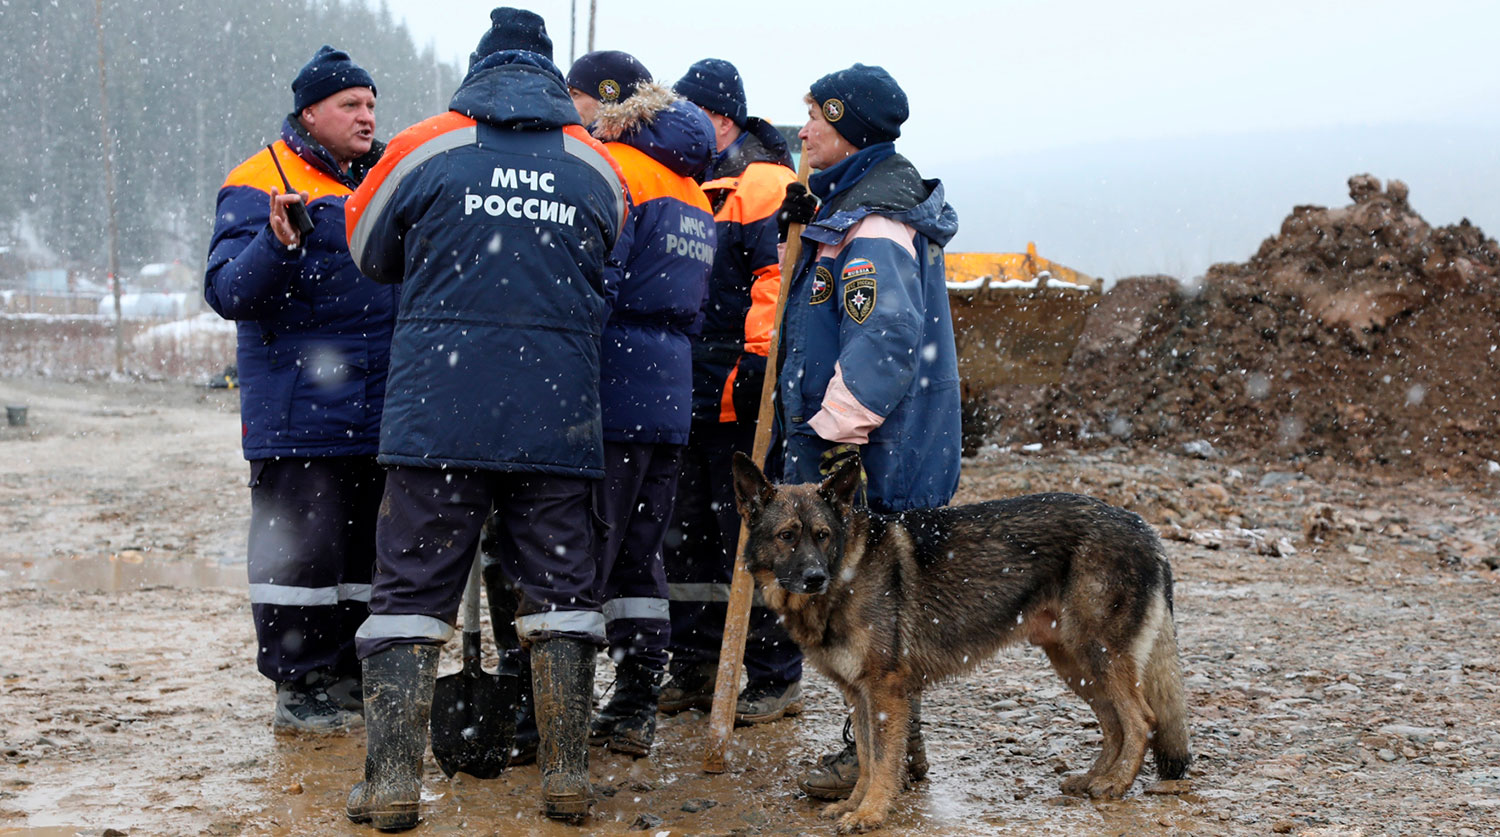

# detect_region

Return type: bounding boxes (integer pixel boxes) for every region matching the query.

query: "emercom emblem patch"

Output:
[811,266,834,305]
[844,277,876,324]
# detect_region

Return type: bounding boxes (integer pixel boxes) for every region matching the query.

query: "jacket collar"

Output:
[808,142,896,208]
[280,116,384,189]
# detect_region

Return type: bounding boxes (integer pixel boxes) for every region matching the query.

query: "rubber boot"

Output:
[532,637,596,822]
[798,694,927,800]
[483,561,537,765]
[345,644,440,831]
[499,649,538,764]
[590,658,662,757]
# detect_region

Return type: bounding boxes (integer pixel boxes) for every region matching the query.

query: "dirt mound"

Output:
[995,175,1500,476]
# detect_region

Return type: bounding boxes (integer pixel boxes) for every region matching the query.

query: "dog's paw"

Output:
[1059,772,1093,797]
[820,800,857,820]
[835,807,887,834]
[1060,772,1131,799]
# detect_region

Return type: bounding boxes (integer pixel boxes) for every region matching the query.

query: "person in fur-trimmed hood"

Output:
[565,50,718,758]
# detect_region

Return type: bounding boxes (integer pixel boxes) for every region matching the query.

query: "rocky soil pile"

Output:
[985,175,1500,478]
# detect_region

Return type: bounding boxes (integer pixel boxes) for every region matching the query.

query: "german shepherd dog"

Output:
[731,452,1190,833]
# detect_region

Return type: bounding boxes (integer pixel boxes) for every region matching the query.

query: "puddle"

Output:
[0,552,244,593]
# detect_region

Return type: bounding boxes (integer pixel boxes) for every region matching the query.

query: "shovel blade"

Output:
[430,649,518,780]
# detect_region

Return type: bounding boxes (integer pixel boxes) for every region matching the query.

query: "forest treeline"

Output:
[0,0,464,275]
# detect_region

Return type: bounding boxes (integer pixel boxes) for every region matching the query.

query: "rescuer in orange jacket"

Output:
[564,50,717,758]
[659,58,804,725]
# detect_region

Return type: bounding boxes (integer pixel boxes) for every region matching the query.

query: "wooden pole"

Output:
[703,143,811,773]
[93,0,123,375]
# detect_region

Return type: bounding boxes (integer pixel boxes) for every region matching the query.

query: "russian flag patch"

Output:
[841,258,876,280]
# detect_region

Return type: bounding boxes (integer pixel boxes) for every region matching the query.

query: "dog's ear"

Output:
[818,450,863,510]
[731,451,777,519]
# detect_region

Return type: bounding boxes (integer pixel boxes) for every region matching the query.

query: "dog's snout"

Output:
[801,566,829,594]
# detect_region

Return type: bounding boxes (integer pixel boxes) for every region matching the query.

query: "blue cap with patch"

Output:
[809,63,908,149]
[567,50,651,104]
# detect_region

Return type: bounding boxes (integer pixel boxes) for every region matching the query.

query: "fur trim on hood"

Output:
[591,80,678,142]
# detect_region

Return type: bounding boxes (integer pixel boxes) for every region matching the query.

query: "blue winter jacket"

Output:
[779,146,962,511]
[204,118,397,460]
[590,83,716,445]
[344,51,628,477]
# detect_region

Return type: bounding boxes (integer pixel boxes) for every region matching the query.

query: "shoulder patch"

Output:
[811,265,834,305]
[841,257,876,280]
[843,276,876,324]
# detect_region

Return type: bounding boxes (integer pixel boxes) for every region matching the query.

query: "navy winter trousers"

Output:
[595,441,681,671]
[663,421,801,685]
[247,456,383,683]
[355,465,604,659]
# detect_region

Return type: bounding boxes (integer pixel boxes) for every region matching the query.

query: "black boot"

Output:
[346,644,439,831]
[532,637,596,823]
[483,561,537,765]
[798,694,927,801]
[590,658,662,757]
[499,649,538,765]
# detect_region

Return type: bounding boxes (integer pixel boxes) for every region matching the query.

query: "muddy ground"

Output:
[1,375,1498,837]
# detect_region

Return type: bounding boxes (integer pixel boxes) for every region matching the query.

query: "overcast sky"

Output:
[382,0,1500,279]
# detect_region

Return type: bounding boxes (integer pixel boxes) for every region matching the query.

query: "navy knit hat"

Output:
[674,58,747,128]
[470,7,553,67]
[809,63,909,149]
[567,50,651,104]
[292,45,376,113]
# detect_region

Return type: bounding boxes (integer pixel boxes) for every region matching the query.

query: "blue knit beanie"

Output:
[292,45,376,113]
[470,7,553,68]
[674,58,747,128]
[566,50,651,103]
[809,63,908,149]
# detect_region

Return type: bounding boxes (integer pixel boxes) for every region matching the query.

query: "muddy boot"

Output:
[532,637,596,823]
[590,658,662,757]
[798,697,927,800]
[501,650,538,765]
[273,669,363,735]
[657,661,715,714]
[323,671,364,714]
[345,644,439,832]
[483,561,537,765]
[734,678,803,725]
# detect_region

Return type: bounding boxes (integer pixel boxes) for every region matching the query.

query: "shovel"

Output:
[430,556,517,779]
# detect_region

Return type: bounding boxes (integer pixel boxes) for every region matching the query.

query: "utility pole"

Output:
[588,0,597,52]
[570,0,577,64]
[94,0,124,375]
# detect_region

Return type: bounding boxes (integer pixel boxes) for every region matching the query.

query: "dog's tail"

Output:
[1144,561,1191,779]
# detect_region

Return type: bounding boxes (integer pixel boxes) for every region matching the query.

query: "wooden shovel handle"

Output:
[703,141,812,773]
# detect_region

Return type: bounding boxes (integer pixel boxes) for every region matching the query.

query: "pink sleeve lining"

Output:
[807,363,885,444]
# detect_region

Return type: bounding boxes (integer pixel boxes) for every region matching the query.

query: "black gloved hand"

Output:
[818,442,868,505]
[776,181,818,242]
[730,352,767,421]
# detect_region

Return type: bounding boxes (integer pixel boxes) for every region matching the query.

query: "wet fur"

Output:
[731,453,1191,833]
[590,81,678,142]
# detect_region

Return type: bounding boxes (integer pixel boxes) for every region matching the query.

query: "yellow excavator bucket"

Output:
[946,243,1102,392]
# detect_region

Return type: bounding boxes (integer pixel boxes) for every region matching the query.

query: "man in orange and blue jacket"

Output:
[340,9,628,828]
[204,44,395,738]
[562,50,717,759]
[660,58,805,726]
